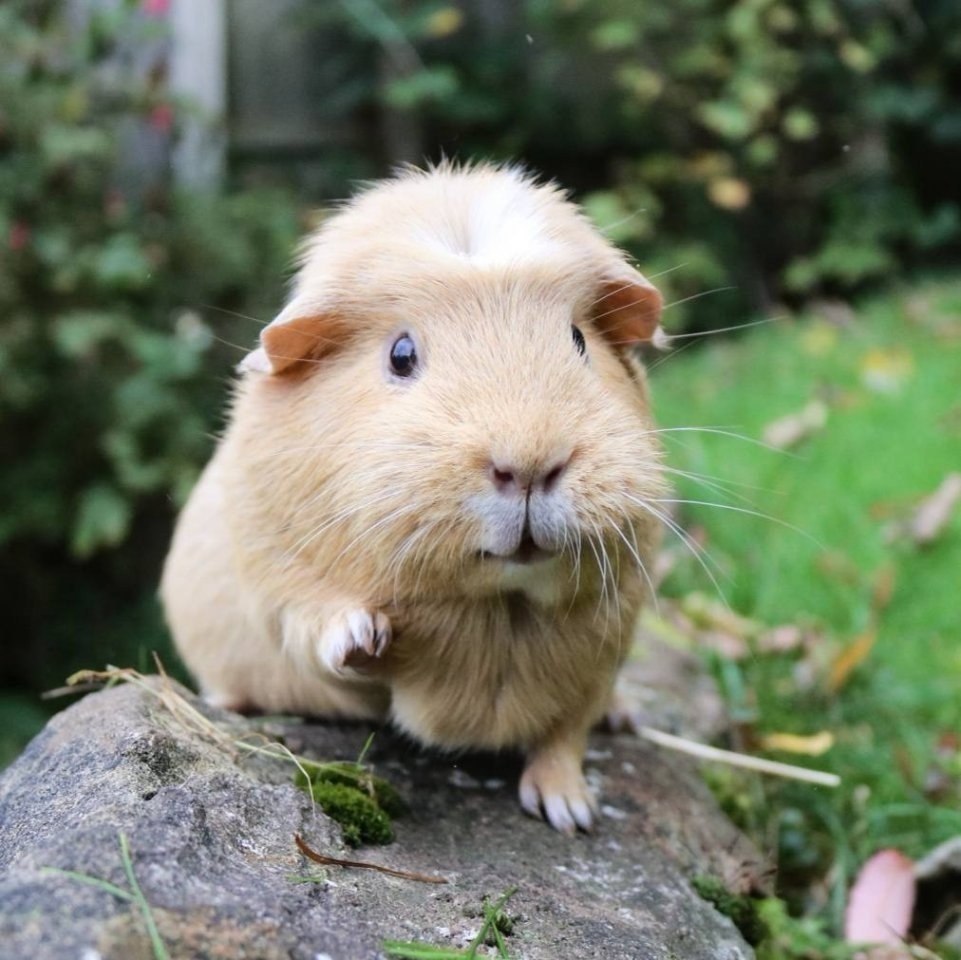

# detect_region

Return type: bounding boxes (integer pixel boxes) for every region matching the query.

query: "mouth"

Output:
[480,533,556,566]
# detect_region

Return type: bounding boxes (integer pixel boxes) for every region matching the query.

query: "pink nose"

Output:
[488,456,570,496]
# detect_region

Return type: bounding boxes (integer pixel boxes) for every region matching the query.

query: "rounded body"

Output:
[162,163,666,832]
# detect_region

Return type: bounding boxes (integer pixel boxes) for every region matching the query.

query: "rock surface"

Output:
[0,653,765,960]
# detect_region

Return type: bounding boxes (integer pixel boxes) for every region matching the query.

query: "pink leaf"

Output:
[845,849,916,944]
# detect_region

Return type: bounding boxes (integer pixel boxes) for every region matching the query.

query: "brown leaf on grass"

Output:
[844,849,916,944]
[816,549,863,584]
[762,399,828,449]
[871,566,897,613]
[680,593,762,640]
[859,347,915,395]
[909,472,961,546]
[828,629,877,693]
[756,624,805,654]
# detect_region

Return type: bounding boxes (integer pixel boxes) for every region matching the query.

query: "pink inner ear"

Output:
[260,313,345,375]
[592,277,663,347]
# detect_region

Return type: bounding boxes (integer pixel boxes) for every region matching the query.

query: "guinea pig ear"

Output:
[239,297,346,375]
[590,265,663,348]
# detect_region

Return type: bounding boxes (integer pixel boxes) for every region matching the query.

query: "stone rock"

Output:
[0,659,764,960]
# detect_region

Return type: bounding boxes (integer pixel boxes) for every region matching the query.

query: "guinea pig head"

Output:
[238,167,667,609]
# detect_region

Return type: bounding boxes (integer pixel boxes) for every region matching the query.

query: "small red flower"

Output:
[143,0,170,16]
[148,103,174,134]
[8,221,30,251]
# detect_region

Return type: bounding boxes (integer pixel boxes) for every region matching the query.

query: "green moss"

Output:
[692,875,767,946]
[294,757,404,847]
[307,780,394,847]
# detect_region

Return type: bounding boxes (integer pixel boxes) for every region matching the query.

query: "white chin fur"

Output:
[493,555,564,607]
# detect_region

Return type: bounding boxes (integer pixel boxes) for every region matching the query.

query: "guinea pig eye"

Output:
[389,333,418,379]
[571,324,587,358]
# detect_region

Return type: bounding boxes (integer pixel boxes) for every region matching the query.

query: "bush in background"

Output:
[298,0,961,326]
[0,1,300,711]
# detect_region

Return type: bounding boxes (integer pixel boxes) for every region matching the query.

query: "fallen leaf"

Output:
[800,319,840,356]
[871,566,897,612]
[811,299,856,328]
[909,472,961,546]
[828,629,877,693]
[680,593,760,636]
[816,550,863,585]
[763,399,828,449]
[756,624,805,654]
[760,731,835,756]
[844,849,916,944]
[859,347,914,394]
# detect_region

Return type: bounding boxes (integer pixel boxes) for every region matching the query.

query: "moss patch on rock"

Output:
[295,760,404,847]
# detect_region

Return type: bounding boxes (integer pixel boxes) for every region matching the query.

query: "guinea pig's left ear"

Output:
[239,296,347,375]
[591,264,663,348]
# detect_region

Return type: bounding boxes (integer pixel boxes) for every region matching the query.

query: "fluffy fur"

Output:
[161,162,667,834]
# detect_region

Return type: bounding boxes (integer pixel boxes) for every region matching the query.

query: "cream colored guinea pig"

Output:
[161,162,667,834]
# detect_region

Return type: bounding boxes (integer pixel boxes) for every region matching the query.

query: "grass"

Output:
[649,278,961,933]
[43,832,170,960]
[384,886,518,959]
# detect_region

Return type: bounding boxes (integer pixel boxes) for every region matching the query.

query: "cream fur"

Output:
[161,162,667,834]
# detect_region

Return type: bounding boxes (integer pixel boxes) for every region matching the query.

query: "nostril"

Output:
[489,463,519,493]
[541,456,570,492]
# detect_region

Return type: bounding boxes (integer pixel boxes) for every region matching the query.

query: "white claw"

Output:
[518,755,597,835]
[319,608,392,675]
[544,795,577,835]
[569,797,596,833]
[519,781,543,819]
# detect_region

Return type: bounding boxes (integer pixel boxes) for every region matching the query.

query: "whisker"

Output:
[661,314,786,343]
[625,494,729,606]
[645,262,690,281]
[201,303,270,327]
[651,498,823,549]
[647,426,800,458]
[661,286,737,312]
[608,514,659,617]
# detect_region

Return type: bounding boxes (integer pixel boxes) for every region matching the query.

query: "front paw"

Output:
[319,608,392,676]
[519,750,597,835]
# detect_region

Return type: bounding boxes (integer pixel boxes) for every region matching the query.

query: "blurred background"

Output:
[1,0,960,944]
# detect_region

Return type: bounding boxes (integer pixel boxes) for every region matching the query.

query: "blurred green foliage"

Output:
[0,1,301,704]
[301,0,961,324]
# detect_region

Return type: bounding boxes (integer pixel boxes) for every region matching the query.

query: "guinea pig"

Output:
[161,162,667,834]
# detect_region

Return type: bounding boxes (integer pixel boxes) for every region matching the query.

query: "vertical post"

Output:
[169,0,227,188]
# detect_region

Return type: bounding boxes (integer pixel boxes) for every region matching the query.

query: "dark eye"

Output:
[571,324,587,358]
[389,333,418,378]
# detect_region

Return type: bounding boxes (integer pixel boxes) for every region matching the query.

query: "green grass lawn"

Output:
[650,278,961,933]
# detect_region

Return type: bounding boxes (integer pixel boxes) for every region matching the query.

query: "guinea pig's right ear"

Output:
[239,296,347,375]
[591,264,663,349]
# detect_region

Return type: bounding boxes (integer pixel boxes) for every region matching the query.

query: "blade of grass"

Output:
[118,832,170,960]
[41,867,134,902]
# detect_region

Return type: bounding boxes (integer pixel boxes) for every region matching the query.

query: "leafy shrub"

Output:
[298,0,961,326]
[0,1,300,693]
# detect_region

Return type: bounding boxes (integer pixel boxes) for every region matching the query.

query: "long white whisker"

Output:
[651,498,823,549]
[610,515,659,617]
[647,426,800,458]
[661,314,785,342]
[625,495,729,606]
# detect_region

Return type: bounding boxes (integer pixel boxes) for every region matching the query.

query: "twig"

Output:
[639,726,841,788]
[294,834,448,885]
